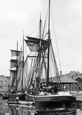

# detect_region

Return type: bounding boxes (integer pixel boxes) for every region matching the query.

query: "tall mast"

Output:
[16,40,18,93]
[36,14,42,89]
[47,0,51,87]
[21,31,24,92]
[39,14,42,39]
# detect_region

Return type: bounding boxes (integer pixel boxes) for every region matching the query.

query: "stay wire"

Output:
[28,22,39,37]
[51,7,62,74]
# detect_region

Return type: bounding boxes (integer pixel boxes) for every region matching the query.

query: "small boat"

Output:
[8,101,19,105]
[18,100,33,106]
[25,0,76,109]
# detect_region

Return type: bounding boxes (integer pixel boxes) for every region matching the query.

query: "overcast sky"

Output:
[0,0,82,76]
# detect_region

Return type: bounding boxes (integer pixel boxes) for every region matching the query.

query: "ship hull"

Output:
[8,93,26,101]
[26,92,76,108]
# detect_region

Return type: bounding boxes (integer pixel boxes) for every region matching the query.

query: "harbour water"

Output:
[0,100,82,115]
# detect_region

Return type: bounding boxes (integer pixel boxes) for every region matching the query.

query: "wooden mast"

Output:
[47,0,51,87]
[16,40,18,93]
[36,15,42,89]
[21,31,24,92]
[39,14,42,39]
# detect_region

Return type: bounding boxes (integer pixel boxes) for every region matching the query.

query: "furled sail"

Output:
[23,57,29,91]
[10,68,17,92]
[10,49,22,93]
[10,59,17,68]
[16,46,28,92]
[11,50,21,57]
[16,47,23,92]
[24,8,59,89]
[25,36,48,52]
[24,36,59,89]
[10,41,29,93]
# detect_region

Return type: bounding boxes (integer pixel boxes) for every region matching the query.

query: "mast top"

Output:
[46,0,51,86]
[48,0,50,35]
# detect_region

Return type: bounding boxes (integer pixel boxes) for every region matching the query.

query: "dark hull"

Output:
[3,95,9,100]
[3,93,9,100]
[8,93,26,101]
[35,96,76,108]
[26,93,76,108]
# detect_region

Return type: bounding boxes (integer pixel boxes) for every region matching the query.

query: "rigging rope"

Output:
[28,22,39,37]
[51,7,62,74]
[42,11,48,39]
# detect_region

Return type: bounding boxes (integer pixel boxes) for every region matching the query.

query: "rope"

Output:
[28,22,39,37]
[51,7,62,74]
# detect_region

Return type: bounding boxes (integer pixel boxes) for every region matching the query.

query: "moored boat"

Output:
[26,91,76,108]
[25,0,76,109]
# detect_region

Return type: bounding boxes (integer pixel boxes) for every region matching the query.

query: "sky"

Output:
[0,0,82,76]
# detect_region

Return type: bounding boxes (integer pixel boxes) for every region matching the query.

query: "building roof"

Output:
[41,75,78,83]
[0,75,10,78]
[74,75,82,80]
[60,75,78,83]
[52,75,78,83]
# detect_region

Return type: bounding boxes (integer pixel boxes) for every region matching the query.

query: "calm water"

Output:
[0,100,82,115]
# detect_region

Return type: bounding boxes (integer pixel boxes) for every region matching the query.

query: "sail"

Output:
[27,54,38,89]
[10,59,17,68]
[23,57,29,91]
[10,68,17,92]
[16,47,23,92]
[10,42,28,92]
[17,57,28,92]
[25,36,48,52]
[24,36,59,89]
[11,50,20,57]
[22,0,59,90]
[16,46,27,92]
[10,49,23,92]
[49,44,59,77]
[16,64,22,91]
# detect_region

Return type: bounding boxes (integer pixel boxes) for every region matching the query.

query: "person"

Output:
[16,96,19,102]
[53,84,58,93]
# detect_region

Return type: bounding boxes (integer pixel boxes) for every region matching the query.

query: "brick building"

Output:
[74,76,82,90]
[0,75,10,95]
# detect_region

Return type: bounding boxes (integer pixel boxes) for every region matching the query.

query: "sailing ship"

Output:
[8,39,26,101]
[25,0,76,109]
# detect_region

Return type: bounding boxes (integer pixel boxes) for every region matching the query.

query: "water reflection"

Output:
[7,104,77,115]
[8,105,18,115]
[36,108,76,115]
[0,100,82,115]
[0,100,9,114]
[8,105,36,115]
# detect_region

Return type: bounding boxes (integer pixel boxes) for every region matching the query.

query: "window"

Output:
[5,81,7,84]
[0,80,3,84]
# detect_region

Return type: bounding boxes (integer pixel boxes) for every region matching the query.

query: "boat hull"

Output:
[35,96,76,108]
[26,93,76,108]
[8,93,26,101]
